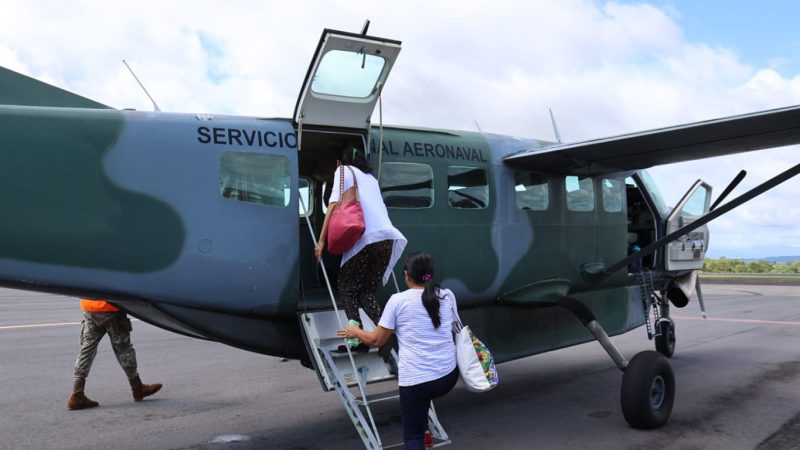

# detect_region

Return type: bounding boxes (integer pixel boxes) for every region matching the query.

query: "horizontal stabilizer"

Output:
[504,104,800,174]
[0,66,111,109]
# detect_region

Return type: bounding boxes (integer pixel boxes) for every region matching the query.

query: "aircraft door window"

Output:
[675,184,711,228]
[601,178,624,213]
[219,152,290,207]
[379,162,434,208]
[311,50,386,99]
[565,175,595,212]
[447,166,488,209]
[514,171,549,211]
[298,178,312,216]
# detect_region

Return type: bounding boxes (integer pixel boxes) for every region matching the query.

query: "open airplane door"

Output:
[294,28,401,133]
[665,180,713,271]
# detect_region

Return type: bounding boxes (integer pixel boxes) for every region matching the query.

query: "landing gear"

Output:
[621,351,675,429]
[655,320,676,357]
[554,297,675,429]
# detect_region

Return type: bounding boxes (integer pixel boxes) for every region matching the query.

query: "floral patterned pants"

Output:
[338,240,393,325]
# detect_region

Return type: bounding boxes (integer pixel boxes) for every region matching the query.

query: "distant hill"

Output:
[742,256,800,263]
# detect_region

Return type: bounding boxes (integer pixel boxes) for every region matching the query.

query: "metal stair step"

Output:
[356,390,399,406]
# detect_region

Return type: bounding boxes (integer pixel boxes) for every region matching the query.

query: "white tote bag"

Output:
[452,307,499,392]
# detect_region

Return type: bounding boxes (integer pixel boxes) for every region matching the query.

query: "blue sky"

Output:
[0,0,799,259]
[645,1,800,74]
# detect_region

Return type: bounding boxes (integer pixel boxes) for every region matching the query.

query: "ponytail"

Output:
[404,252,443,328]
[421,277,442,329]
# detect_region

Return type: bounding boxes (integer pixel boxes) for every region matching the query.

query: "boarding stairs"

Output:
[297,194,450,449]
[300,309,451,449]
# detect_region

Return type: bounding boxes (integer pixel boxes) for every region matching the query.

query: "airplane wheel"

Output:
[655,321,676,358]
[621,351,675,429]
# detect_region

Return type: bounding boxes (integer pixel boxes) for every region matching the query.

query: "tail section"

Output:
[0,66,111,109]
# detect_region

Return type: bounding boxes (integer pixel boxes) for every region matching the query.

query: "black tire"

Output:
[655,320,676,358]
[621,350,675,429]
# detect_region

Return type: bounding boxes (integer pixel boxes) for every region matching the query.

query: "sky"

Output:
[1,0,799,258]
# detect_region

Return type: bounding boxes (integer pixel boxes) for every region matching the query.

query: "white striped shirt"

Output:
[378,288,458,386]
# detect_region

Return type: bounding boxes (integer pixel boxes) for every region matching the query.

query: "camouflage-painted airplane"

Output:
[3,26,800,437]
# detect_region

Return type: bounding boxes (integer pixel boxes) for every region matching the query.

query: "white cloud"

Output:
[1,0,799,258]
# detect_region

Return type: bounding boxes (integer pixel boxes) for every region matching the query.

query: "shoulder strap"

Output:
[345,166,360,202]
[448,291,463,332]
[338,165,345,199]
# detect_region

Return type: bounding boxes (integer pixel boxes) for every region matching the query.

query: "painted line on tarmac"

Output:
[0,318,140,331]
[674,315,800,326]
[0,321,81,330]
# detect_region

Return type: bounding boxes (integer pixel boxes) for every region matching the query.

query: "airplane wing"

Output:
[503,104,800,174]
[0,66,111,109]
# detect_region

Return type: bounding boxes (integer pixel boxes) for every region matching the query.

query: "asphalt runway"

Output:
[1,284,799,450]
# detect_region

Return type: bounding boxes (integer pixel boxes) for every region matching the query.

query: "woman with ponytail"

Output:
[338,252,458,450]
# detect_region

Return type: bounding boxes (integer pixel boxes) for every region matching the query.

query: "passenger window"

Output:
[298,178,312,216]
[448,166,488,209]
[602,178,623,213]
[565,175,594,212]
[514,172,549,211]
[380,162,434,208]
[219,152,290,207]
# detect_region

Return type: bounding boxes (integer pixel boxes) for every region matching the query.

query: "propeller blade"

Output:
[709,170,746,211]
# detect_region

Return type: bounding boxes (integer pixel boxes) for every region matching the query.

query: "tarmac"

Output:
[1,284,799,449]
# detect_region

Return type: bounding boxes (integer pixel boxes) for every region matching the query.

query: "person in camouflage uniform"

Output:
[68,298,163,410]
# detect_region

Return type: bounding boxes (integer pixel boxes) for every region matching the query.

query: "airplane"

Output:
[2,23,800,448]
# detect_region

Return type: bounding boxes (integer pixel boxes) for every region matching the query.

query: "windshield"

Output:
[637,170,668,217]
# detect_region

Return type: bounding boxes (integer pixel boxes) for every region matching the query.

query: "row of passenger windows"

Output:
[218,152,624,214]
[380,163,489,209]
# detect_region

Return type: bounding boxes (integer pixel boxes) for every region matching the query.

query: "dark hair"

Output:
[339,142,372,174]
[404,252,442,328]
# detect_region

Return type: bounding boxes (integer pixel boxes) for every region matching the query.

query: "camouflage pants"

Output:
[73,311,139,381]
[338,240,393,325]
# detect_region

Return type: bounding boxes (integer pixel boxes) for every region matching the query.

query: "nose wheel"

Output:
[621,351,675,429]
[655,320,676,358]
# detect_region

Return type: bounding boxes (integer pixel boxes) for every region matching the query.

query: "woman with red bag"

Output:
[315,144,407,352]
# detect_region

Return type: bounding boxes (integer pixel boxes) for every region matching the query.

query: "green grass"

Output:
[700,272,800,285]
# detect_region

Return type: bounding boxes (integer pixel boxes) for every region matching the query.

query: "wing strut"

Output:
[710,170,746,211]
[595,162,800,277]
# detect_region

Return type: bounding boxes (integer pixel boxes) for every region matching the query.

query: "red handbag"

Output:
[327,166,365,254]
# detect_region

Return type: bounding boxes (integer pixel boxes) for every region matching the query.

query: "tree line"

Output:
[703,257,800,273]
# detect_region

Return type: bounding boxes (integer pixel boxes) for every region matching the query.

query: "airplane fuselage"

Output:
[0,104,664,363]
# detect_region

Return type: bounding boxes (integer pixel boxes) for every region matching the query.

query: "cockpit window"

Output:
[448,166,488,209]
[565,175,595,212]
[311,50,386,98]
[637,170,668,217]
[380,162,434,208]
[220,152,290,207]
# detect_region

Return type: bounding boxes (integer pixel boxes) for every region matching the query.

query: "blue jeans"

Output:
[398,367,458,450]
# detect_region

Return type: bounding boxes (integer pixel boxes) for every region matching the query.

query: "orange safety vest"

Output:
[79,298,119,312]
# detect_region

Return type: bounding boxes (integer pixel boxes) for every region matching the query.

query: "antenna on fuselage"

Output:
[549,108,562,143]
[360,19,370,35]
[474,120,483,133]
[122,60,161,112]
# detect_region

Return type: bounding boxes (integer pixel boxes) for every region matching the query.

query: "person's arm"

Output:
[337,325,394,348]
[315,201,338,262]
